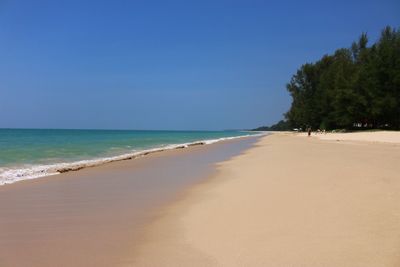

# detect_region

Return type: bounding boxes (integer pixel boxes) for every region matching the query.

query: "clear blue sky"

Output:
[1,0,399,130]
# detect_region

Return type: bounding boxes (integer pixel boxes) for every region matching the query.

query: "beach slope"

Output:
[132,133,400,267]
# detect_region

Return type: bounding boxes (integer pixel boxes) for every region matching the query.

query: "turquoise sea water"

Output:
[0,129,259,185]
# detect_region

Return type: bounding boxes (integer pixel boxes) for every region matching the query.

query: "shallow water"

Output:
[0,135,261,267]
[0,129,258,184]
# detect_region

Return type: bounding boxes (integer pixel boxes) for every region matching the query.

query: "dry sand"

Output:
[308,130,400,144]
[130,132,400,267]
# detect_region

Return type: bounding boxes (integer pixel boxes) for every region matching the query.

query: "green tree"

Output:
[284,26,400,130]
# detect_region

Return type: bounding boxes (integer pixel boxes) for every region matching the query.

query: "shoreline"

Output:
[0,132,262,186]
[131,132,400,266]
[0,135,260,267]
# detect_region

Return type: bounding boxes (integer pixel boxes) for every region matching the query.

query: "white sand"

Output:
[130,132,400,267]
[304,130,400,144]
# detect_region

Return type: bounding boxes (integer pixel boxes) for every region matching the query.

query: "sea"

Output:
[0,129,260,185]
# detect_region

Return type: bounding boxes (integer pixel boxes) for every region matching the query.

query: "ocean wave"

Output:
[0,133,264,186]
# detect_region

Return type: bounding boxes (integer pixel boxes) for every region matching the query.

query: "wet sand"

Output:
[0,136,260,267]
[132,132,400,267]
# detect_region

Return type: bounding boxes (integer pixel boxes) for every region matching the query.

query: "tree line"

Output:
[257,26,400,131]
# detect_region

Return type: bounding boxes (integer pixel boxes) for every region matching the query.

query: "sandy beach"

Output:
[0,136,258,267]
[311,130,400,144]
[131,132,400,266]
[1,131,400,266]
[2,1,398,266]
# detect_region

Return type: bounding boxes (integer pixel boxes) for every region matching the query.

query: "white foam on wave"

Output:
[0,132,265,186]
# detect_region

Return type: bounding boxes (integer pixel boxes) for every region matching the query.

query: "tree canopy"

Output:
[284,26,400,130]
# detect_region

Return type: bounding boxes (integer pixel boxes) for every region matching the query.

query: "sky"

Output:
[0,0,399,130]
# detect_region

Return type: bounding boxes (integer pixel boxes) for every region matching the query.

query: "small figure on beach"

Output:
[307,127,311,137]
